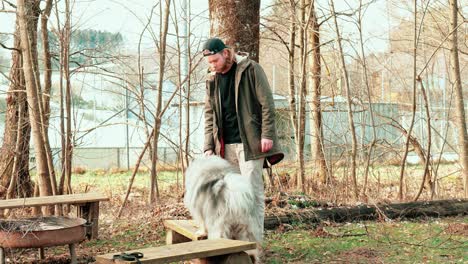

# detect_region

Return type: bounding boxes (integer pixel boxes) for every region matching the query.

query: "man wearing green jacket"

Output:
[202,37,284,245]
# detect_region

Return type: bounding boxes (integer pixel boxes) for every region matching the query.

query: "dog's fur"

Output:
[184,155,260,244]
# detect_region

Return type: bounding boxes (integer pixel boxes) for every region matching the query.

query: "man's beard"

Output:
[220,58,234,74]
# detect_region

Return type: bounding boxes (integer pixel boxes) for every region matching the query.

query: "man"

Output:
[202,37,284,246]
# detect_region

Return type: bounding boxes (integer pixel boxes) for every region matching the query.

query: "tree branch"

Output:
[0,42,20,52]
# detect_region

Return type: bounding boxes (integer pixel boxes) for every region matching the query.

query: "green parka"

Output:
[204,55,284,166]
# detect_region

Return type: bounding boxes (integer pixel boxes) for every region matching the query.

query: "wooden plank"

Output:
[163,220,206,241]
[0,193,109,209]
[95,239,256,264]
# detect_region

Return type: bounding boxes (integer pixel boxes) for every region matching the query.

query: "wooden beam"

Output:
[0,193,109,209]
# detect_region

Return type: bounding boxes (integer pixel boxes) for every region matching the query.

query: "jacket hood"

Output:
[235,54,250,73]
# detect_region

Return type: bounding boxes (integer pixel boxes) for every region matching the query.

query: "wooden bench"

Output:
[95,238,256,264]
[0,192,109,239]
[163,220,257,263]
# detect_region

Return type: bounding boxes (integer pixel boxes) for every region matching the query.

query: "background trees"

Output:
[0,0,466,206]
[261,0,467,199]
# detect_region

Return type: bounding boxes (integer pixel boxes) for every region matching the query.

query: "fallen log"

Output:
[264,199,468,229]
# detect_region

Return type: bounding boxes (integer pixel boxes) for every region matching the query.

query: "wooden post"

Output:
[89,202,99,239]
[69,244,77,264]
[166,229,192,244]
[0,247,5,264]
[77,202,100,239]
[38,248,45,259]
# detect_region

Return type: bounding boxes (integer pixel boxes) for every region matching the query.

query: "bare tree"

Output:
[39,0,58,200]
[182,0,192,171]
[414,80,432,201]
[1,0,57,206]
[59,0,73,196]
[174,3,185,194]
[295,0,310,192]
[149,0,172,204]
[356,0,377,197]
[448,0,468,198]
[309,0,328,185]
[0,18,33,200]
[329,0,359,198]
[17,0,53,209]
[40,0,52,129]
[171,0,190,193]
[287,1,298,179]
[398,0,419,201]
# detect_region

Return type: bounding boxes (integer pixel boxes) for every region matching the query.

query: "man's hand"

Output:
[261,138,273,153]
[204,150,214,156]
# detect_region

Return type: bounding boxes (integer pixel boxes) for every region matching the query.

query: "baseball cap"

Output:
[202,37,228,56]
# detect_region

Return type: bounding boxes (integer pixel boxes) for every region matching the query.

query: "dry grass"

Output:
[2,162,465,263]
[266,161,464,204]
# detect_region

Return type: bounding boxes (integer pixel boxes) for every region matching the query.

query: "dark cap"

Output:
[202,37,227,56]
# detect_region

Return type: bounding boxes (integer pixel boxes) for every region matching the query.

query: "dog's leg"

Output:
[207,227,222,239]
[245,243,263,264]
[195,219,208,237]
[207,221,224,239]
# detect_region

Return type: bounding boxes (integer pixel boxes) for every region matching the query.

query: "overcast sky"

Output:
[0,0,391,57]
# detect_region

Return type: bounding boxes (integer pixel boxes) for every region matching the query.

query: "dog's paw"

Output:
[195,229,207,237]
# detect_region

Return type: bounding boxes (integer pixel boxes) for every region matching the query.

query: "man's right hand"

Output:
[204,150,214,156]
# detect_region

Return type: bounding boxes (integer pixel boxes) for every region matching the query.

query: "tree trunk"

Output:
[357,0,377,198]
[0,20,32,199]
[264,199,468,229]
[309,2,327,185]
[17,0,53,205]
[58,23,66,195]
[149,0,171,204]
[41,0,53,129]
[414,81,433,201]
[57,0,73,196]
[296,0,307,192]
[40,0,58,198]
[64,0,73,195]
[287,0,298,187]
[173,4,188,194]
[329,0,358,198]
[449,0,468,198]
[398,1,419,201]
[208,0,260,61]
[184,2,192,178]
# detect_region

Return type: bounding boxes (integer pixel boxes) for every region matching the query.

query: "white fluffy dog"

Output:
[184,155,261,244]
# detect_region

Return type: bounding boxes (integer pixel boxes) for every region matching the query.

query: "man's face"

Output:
[205,50,228,73]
